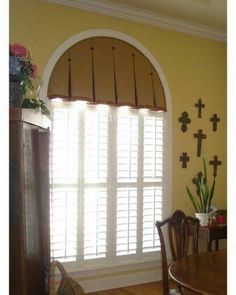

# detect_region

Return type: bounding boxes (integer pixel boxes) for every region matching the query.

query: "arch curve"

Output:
[41,29,171,113]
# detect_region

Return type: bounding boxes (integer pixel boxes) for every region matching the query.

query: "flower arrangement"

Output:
[186,156,216,213]
[10,43,37,82]
[9,43,49,115]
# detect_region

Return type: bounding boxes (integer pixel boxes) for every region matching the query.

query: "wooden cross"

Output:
[195,98,205,118]
[193,129,207,157]
[209,155,222,177]
[180,152,190,168]
[210,114,220,131]
[178,112,191,132]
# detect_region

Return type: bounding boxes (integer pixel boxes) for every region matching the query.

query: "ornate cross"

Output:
[180,152,190,168]
[178,112,191,132]
[209,155,222,177]
[193,129,207,157]
[195,98,205,118]
[210,114,220,132]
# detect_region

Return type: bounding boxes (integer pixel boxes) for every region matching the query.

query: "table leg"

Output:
[215,239,219,251]
[207,240,212,252]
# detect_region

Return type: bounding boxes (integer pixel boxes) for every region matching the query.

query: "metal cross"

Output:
[193,129,207,157]
[178,112,191,132]
[195,98,205,118]
[210,114,220,132]
[209,155,222,177]
[180,152,190,168]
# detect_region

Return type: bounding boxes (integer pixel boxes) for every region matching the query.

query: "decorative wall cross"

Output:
[209,155,222,177]
[193,129,207,157]
[195,98,205,118]
[178,112,191,132]
[210,114,220,132]
[180,152,190,168]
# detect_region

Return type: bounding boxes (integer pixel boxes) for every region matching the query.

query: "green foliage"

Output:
[186,156,215,213]
[21,98,50,116]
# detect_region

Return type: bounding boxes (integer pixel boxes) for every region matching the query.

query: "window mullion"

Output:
[107,108,117,263]
[137,112,144,256]
[77,108,85,264]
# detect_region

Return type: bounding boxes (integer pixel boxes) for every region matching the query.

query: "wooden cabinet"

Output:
[10,108,51,295]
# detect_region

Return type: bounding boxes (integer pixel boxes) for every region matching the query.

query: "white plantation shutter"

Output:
[84,188,107,259]
[142,187,162,252]
[142,116,163,252]
[50,101,164,266]
[116,188,137,255]
[50,108,79,262]
[143,116,163,181]
[84,108,108,183]
[83,107,108,260]
[117,114,138,182]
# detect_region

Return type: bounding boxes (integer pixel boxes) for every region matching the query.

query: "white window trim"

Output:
[44,29,172,282]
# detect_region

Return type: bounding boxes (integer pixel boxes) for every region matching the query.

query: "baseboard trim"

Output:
[77,266,162,293]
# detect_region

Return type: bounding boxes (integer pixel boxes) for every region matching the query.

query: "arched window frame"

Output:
[42,29,172,273]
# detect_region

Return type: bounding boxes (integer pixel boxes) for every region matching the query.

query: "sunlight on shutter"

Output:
[50,189,78,262]
[51,109,79,184]
[50,107,79,262]
[143,116,163,182]
[117,113,138,182]
[50,102,165,265]
[142,187,162,252]
[84,188,107,260]
[84,108,108,183]
[142,114,163,252]
[116,188,137,256]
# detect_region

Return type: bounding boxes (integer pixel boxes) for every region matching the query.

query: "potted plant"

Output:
[186,156,216,226]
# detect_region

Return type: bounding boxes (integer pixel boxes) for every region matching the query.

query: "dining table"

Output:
[169,250,226,294]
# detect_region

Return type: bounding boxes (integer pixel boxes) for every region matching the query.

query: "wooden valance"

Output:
[48,37,167,111]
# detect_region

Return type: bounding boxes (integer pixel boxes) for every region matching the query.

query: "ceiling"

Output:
[104,0,227,30]
[47,0,227,41]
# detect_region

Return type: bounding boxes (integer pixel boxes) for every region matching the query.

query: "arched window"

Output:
[47,32,171,271]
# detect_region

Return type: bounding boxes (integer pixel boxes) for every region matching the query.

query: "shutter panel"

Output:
[50,108,79,262]
[142,187,162,252]
[143,116,163,181]
[117,112,138,182]
[142,114,163,252]
[84,107,108,183]
[84,188,107,260]
[83,107,108,259]
[116,188,137,256]
[50,102,165,265]
[50,109,79,184]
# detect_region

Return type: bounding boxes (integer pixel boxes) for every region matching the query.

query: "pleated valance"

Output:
[48,37,167,111]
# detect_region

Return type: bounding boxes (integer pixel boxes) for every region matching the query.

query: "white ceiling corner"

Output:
[45,0,226,42]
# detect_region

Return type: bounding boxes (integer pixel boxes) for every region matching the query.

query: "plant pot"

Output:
[195,212,210,226]
[215,214,226,225]
[9,74,23,107]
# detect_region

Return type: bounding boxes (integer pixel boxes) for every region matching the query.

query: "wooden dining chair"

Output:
[49,260,85,295]
[155,210,199,295]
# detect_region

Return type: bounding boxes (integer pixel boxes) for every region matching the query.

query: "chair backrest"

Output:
[155,210,199,295]
[49,261,85,295]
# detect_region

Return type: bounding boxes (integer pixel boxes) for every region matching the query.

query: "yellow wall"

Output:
[10,0,227,215]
